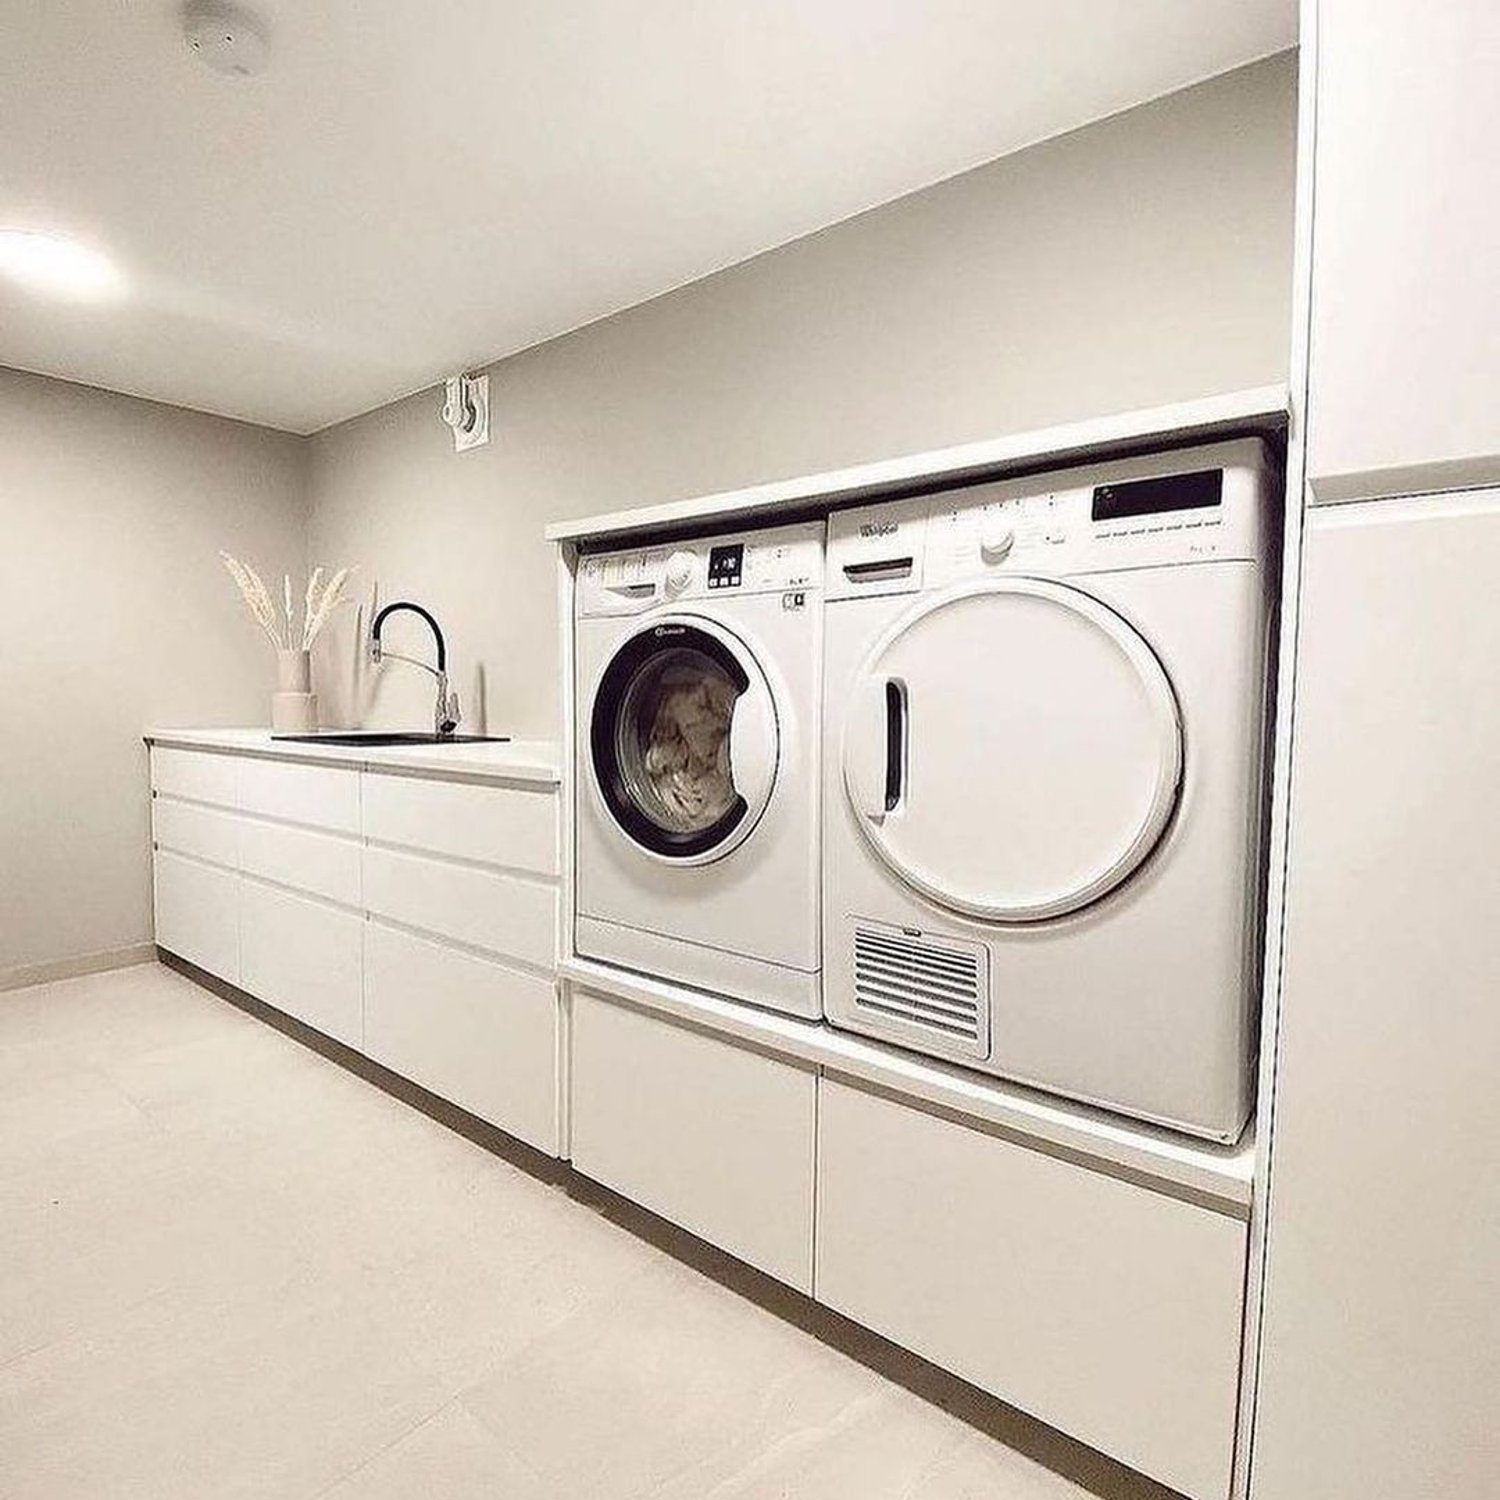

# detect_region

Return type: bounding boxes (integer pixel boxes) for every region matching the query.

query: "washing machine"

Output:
[575,520,823,1017]
[822,439,1278,1141]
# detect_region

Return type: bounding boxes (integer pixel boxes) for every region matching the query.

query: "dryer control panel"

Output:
[577,520,824,617]
[826,438,1277,600]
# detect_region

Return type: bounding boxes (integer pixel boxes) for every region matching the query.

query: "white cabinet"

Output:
[239,880,364,1050]
[363,771,558,875]
[148,742,562,1157]
[570,991,817,1291]
[362,844,557,970]
[153,850,238,984]
[151,744,237,806]
[1249,493,1500,1498]
[1307,0,1500,500]
[237,819,361,908]
[236,756,360,833]
[817,1079,1246,1500]
[364,921,560,1154]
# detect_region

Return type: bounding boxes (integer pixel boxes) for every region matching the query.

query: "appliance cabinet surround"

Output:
[567,987,1249,1500]
[148,738,563,1155]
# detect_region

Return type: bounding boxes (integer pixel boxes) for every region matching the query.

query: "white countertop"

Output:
[144,727,561,786]
[546,384,1290,546]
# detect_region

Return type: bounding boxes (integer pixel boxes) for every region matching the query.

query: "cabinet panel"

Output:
[153,850,238,984]
[571,992,816,1291]
[1308,0,1500,498]
[152,797,240,868]
[363,772,558,876]
[362,845,556,970]
[817,1079,1244,1500]
[236,756,360,834]
[1250,493,1500,1498]
[150,746,237,807]
[239,881,363,1049]
[363,921,559,1154]
[238,818,361,908]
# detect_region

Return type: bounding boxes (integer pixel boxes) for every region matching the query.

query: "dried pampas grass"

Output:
[221,554,356,651]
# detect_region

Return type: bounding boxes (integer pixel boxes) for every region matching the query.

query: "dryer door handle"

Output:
[728,681,777,814]
[845,676,904,824]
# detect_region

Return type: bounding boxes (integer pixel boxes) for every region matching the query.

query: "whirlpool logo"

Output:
[653,625,686,638]
[859,520,899,538]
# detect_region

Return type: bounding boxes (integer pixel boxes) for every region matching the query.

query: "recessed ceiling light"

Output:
[0,231,122,299]
[183,2,270,78]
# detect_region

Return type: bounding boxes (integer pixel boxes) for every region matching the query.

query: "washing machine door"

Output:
[589,615,779,864]
[842,577,1182,921]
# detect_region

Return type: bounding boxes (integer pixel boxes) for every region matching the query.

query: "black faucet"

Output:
[370,601,461,736]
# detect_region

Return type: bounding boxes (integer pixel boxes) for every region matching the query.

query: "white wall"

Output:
[0,369,307,985]
[308,52,1297,738]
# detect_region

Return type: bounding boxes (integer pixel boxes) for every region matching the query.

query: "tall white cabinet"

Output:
[1250,496,1500,1498]
[1305,0,1500,503]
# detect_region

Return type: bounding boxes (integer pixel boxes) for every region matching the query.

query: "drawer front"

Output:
[815,1079,1245,1500]
[362,845,556,970]
[154,850,238,984]
[238,819,361,908]
[362,772,558,876]
[239,881,362,1049]
[571,992,816,1291]
[153,797,241,868]
[236,757,360,834]
[150,746,238,807]
[363,921,559,1153]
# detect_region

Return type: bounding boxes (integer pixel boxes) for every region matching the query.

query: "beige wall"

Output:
[308,52,1297,738]
[0,369,307,984]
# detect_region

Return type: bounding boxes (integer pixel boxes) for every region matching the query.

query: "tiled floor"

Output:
[0,962,1175,1499]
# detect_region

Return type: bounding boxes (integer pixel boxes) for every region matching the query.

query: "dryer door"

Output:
[589,615,779,865]
[842,577,1182,921]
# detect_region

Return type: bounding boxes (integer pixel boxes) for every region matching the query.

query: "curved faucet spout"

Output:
[371,601,447,672]
[368,600,461,736]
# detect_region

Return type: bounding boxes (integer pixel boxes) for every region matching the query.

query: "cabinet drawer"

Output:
[236,757,360,834]
[238,819,361,908]
[153,850,238,984]
[153,797,240,868]
[150,746,237,807]
[239,881,362,1048]
[363,921,559,1153]
[816,1079,1245,1500]
[571,992,816,1291]
[363,772,557,875]
[362,845,556,969]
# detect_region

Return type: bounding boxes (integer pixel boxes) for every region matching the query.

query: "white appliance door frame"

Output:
[841,576,1183,922]
[587,612,780,867]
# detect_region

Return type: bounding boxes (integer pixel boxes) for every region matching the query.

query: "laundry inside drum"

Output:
[617,648,741,834]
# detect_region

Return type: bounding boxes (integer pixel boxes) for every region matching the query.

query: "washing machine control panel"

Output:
[577,521,824,616]
[826,438,1274,600]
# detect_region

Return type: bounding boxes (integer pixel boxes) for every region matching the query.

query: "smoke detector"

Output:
[183,3,270,78]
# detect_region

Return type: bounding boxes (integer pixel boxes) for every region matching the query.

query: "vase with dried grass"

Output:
[220,555,356,734]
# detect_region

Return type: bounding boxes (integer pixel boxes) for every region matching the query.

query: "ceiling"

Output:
[0,2,1296,434]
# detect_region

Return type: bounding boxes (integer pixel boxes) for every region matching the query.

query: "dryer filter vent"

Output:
[851,923,988,1056]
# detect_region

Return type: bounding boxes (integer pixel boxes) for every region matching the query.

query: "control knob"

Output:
[979,523,1016,564]
[663,550,696,596]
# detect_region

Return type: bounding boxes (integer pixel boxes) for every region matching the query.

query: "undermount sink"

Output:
[271,732,512,746]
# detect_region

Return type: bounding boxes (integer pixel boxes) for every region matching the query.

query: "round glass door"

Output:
[590,617,779,863]
[842,577,1183,921]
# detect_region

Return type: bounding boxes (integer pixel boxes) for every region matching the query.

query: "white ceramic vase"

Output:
[272,648,318,733]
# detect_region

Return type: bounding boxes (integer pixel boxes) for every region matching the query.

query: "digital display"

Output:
[707,543,744,589]
[1092,469,1223,523]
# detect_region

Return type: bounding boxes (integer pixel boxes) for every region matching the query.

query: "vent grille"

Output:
[852,925,986,1048]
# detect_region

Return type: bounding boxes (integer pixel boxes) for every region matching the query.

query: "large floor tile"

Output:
[0,963,1164,1500]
